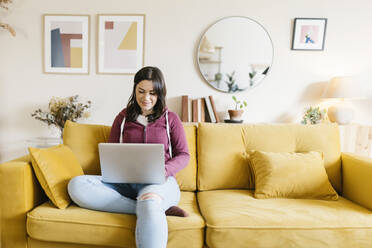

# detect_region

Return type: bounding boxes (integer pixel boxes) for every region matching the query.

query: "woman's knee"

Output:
[68,175,82,191]
[68,175,84,200]
[138,192,163,203]
[68,175,99,200]
[137,193,164,214]
[68,175,88,190]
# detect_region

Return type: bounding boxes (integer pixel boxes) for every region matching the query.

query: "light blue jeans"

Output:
[67,175,181,248]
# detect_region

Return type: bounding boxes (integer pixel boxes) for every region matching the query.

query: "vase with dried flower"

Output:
[0,0,16,36]
[31,95,91,138]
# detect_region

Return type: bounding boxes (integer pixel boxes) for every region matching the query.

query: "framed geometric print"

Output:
[43,15,90,74]
[97,14,145,74]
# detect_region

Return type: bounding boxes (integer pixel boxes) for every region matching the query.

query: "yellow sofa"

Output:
[1,121,372,248]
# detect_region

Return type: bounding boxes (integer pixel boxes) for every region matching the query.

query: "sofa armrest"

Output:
[342,152,372,211]
[0,155,46,248]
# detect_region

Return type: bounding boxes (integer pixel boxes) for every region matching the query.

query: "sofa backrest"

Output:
[197,123,342,193]
[63,120,197,191]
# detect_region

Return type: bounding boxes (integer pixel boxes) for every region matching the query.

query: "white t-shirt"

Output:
[137,114,148,126]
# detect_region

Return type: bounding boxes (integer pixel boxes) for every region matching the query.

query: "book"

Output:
[192,99,198,122]
[200,98,206,122]
[209,95,220,123]
[181,95,189,122]
[198,98,205,122]
[204,96,216,123]
[188,97,192,122]
[181,95,207,123]
[203,99,211,122]
[191,98,206,123]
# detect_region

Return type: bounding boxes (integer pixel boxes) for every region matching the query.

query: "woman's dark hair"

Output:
[126,66,167,122]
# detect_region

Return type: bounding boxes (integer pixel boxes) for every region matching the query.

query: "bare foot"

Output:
[165,206,189,217]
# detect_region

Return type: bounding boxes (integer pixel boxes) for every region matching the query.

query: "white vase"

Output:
[327,105,354,125]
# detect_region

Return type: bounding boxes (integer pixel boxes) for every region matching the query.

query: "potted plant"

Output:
[228,95,247,121]
[301,106,328,125]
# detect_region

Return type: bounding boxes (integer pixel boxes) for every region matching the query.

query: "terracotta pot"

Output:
[228,109,244,120]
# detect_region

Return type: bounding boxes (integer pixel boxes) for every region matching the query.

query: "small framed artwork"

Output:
[97,14,145,74]
[43,15,90,74]
[291,18,327,51]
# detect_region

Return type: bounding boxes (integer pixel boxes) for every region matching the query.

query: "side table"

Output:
[339,124,372,157]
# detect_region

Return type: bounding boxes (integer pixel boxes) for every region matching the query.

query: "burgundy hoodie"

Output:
[108,108,190,177]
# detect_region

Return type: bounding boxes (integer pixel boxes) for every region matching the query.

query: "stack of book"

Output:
[181,95,220,123]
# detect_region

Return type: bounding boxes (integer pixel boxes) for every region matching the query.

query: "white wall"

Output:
[1,0,372,162]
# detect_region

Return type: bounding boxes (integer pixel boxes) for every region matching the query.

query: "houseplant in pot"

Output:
[228,95,247,121]
[301,106,328,125]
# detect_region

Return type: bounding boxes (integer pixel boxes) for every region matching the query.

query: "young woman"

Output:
[68,66,190,248]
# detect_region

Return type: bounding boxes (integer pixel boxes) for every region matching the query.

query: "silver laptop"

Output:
[98,143,166,184]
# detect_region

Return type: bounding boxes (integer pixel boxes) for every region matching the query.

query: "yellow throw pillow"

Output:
[28,144,84,209]
[248,151,338,200]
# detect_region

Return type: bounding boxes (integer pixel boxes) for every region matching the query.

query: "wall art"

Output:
[43,15,90,74]
[291,18,327,51]
[97,14,145,74]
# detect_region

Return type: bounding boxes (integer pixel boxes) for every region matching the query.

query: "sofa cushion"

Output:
[175,123,197,191]
[28,238,116,248]
[248,150,338,200]
[63,121,197,191]
[27,191,205,248]
[63,120,111,175]
[197,189,372,248]
[28,144,84,209]
[197,123,341,192]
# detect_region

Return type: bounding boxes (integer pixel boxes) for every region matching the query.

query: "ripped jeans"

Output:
[67,175,181,248]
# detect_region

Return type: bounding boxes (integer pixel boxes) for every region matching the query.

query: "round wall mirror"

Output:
[197,16,273,93]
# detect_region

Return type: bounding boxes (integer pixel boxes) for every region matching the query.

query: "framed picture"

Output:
[291,18,327,51]
[97,14,145,74]
[43,15,90,74]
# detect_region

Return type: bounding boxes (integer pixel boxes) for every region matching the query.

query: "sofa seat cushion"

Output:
[27,192,205,248]
[197,190,372,248]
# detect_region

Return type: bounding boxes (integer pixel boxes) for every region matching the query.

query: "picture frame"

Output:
[43,14,90,74]
[97,14,145,74]
[291,18,327,51]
